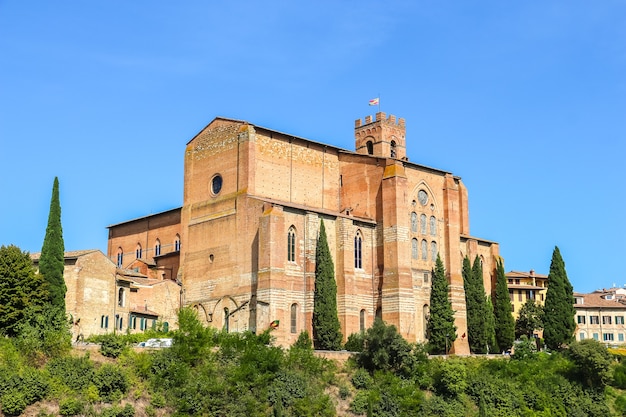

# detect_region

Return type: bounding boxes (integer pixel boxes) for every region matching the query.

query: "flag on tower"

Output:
[368,98,379,106]
[269,320,280,329]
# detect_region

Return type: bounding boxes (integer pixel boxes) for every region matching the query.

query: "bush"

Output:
[292,330,313,350]
[47,354,95,391]
[567,339,613,389]
[350,390,370,415]
[100,404,135,417]
[356,318,416,376]
[351,368,373,390]
[94,364,129,402]
[434,359,467,397]
[98,334,127,358]
[59,397,84,416]
[512,335,537,360]
[614,362,626,389]
[0,389,27,416]
[344,332,365,352]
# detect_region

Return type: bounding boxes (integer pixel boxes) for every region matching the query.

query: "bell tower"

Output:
[355,112,406,159]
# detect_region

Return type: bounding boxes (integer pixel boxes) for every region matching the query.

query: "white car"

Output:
[138,338,173,348]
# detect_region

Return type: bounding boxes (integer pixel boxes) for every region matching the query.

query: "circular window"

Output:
[211,174,223,195]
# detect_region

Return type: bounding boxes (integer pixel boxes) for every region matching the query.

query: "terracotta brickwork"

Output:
[106,114,502,353]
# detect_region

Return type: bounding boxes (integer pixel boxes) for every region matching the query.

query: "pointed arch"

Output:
[154,238,161,256]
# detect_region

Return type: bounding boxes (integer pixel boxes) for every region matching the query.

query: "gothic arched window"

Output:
[290,303,298,334]
[366,141,373,155]
[431,241,438,261]
[116,248,123,267]
[411,212,417,233]
[155,239,161,256]
[430,216,436,236]
[174,235,181,252]
[360,309,366,332]
[420,214,427,234]
[287,226,296,262]
[412,238,418,259]
[390,140,397,158]
[354,231,363,269]
[136,243,142,259]
[421,240,428,260]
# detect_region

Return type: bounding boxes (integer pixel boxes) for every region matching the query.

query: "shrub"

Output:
[98,334,127,358]
[350,390,370,415]
[292,330,313,350]
[100,404,135,417]
[356,318,416,376]
[435,359,468,397]
[512,335,537,360]
[94,364,129,402]
[59,397,84,416]
[20,367,49,403]
[0,389,27,416]
[344,332,365,352]
[351,368,373,390]
[339,385,350,400]
[150,392,166,408]
[47,355,95,391]
[614,362,626,389]
[567,339,613,389]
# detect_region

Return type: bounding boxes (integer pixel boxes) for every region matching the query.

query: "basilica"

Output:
[107,112,500,354]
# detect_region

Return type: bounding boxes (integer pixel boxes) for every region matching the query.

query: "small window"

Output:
[390,140,396,158]
[579,332,585,340]
[136,244,142,259]
[423,272,429,283]
[411,238,418,259]
[603,333,614,341]
[366,141,373,155]
[429,216,436,236]
[130,316,136,330]
[155,239,161,256]
[360,309,366,332]
[118,288,125,307]
[430,241,437,262]
[224,307,229,332]
[593,333,599,341]
[287,227,296,262]
[620,334,625,342]
[590,316,600,325]
[116,248,123,267]
[140,317,146,331]
[421,240,427,261]
[616,316,624,325]
[290,303,297,334]
[518,291,522,302]
[577,315,586,324]
[354,232,363,269]
[420,214,427,234]
[174,235,181,252]
[603,316,612,325]
[411,212,418,233]
[509,290,514,302]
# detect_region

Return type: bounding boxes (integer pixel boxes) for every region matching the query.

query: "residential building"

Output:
[506,270,548,318]
[574,289,626,345]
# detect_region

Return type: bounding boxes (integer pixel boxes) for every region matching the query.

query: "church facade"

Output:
[107,112,500,354]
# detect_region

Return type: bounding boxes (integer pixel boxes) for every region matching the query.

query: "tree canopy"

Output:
[515,299,544,339]
[463,255,491,353]
[543,246,576,350]
[0,245,48,337]
[427,254,457,354]
[312,220,342,350]
[39,177,66,310]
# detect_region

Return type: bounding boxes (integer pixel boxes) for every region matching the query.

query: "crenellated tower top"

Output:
[354,112,406,160]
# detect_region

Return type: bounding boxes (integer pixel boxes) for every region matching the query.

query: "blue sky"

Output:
[0,1,624,293]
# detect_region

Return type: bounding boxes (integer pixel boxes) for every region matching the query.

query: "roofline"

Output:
[107,207,182,228]
[186,116,457,177]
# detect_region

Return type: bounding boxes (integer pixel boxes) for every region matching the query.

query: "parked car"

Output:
[138,338,172,348]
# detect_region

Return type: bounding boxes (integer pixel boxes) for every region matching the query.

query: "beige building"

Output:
[506,270,548,318]
[574,289,626,345]
[107,112,502,353]
[31,249,180,339]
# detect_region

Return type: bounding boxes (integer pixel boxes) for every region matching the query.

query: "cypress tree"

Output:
[543,246,576,350]
[39,177,66,310]
[463,255,490,353]
[493,258,515,352]
[484,296,497,353]
[427,254,457,354]
[312,220,342,350]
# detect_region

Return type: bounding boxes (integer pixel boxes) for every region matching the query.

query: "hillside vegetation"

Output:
[2,309,626,417]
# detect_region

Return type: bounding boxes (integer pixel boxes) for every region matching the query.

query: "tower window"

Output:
[118,288,125,307]
[174,235,181,252]
[155,239,161,256]
[136,244,142,259]
[366,141,373,155]
[287,226,296,262]
[354,231,363,269]
[390,140,397,158]
[116,248,123,267]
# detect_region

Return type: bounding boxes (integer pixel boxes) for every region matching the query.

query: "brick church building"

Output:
[107,112,500,354]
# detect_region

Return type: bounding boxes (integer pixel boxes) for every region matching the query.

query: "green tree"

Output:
[427,254,457,354]
[39,177,66,310]
[0,245,47,337]
[463,255,490,353]
[568,339,613,389]
[484,296,497,353]
[543,246,576,350]
[515,299,543,339]
[493,259,515,352]
[312,220,342,350]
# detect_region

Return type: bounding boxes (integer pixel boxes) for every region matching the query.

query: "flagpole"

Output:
[378,92,381,113]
